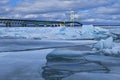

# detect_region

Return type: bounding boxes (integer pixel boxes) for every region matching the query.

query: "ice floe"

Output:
[94,37,113,50]
[102,43,120,56]
[93,37,120,56]
[81,25,110,39]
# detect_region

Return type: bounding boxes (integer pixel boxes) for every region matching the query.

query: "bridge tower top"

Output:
[70,10,75,26]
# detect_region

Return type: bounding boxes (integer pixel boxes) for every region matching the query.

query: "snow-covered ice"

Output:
[0,27,81,39]
[0,25,110,40]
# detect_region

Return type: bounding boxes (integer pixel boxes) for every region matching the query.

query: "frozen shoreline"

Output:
[0,25,111,40]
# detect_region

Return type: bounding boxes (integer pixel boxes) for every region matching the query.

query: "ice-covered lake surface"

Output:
[0,25,111,40]
[0,25,120,80]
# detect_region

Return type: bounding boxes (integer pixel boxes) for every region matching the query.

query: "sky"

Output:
[0,0,120,25]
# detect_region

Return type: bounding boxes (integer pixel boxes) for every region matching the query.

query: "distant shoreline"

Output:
[93,25,120,26]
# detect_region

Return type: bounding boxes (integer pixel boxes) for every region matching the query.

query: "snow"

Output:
[0,25,110,40]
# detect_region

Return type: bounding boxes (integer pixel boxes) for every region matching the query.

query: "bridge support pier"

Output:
[22,23,27,27]
[6,22,11,27]
[34,22,39,27]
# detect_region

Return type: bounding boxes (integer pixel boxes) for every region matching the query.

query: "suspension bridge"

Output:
[0,19,82,27]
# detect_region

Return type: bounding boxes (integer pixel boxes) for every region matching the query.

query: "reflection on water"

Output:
[42,49,110,80]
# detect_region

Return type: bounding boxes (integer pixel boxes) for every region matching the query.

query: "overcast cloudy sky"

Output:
[0,0,120,25]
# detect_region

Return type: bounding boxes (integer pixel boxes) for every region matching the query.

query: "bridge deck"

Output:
[0,19,82,27]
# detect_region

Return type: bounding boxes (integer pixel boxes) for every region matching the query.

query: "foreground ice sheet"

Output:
[0,39,97,52]
[0,49,54,80]
[43,48,120,80]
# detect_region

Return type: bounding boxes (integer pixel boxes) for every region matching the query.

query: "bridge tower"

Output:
[70,10,75,27]
[77,15,80,22]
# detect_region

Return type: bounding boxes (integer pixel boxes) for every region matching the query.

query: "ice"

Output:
[0,39,97,52]
[102,43,120,56]
[0,25,120,80]
[63,73,120,80]
[0,25,110,40]
[0,27,80,39]
[44,48,120,80]
[0,49,54,80]
[94,37,113,50]
[93,37,120,56]
[81,25,110,39]
[45,27,81,39]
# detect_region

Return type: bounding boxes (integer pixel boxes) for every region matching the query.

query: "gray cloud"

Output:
[0,0,120,25]
[13,0,115,13]
[0,0,9,4]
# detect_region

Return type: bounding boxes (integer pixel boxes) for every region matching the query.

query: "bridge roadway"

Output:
[0,19,82,27]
